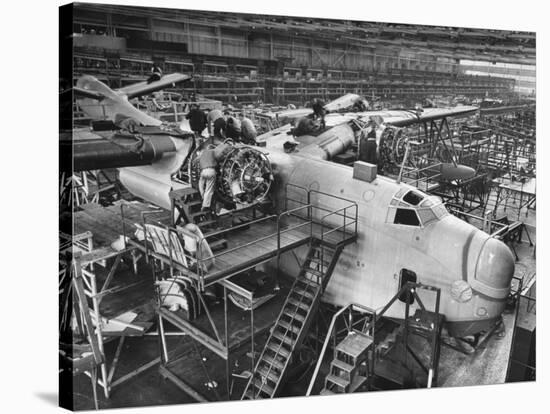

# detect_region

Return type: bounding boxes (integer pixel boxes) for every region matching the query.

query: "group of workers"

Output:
[145,61,375,213]
[186,105,259,213]
[186,105,258,145]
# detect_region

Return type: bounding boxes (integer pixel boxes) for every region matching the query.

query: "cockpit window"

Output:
[420,198,434,208]
[403,190,424,206]
[395,188,408,199]
[432,203,449,219]
[417,208,437,225]
[389,189,448,227]
[394,208,420,226]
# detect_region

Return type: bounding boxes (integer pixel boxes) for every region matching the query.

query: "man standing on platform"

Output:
[198,141,235,212]
[198,145,218,213]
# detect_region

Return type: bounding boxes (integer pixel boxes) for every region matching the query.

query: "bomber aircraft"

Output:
[65,74,515,341]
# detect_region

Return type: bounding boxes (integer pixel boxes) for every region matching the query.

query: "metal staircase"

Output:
[241,241,343,399]
[321,331,373,395]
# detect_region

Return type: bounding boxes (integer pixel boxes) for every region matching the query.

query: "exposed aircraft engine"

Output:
[189,143,274,206]
[378,125,406,172]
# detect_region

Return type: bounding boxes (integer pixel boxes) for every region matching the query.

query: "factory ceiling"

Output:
[76,3,536,66]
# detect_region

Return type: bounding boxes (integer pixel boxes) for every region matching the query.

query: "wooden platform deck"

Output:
[128,211,354,287]
[200,217,351,285]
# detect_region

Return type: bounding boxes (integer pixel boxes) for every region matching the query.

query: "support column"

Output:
[217,27,222,57]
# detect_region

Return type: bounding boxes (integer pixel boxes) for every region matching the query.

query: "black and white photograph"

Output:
[54,1,539,411]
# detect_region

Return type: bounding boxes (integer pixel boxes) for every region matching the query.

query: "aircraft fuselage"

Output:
[266,150,514,338]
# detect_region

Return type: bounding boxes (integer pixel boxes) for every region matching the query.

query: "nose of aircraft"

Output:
[474,237,515,292]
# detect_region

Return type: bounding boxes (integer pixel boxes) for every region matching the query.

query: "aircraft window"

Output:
[403,190,424,206]
[420,198,434,208]
[394,209,420,226]
[395,188,408,199]
[417,208,437,225]
[432,203,449,219]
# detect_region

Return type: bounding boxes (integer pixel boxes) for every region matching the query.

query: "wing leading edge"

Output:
[118,73,191,99]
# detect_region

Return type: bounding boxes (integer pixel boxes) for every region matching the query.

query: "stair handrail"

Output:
[306,303,376,396]
[243,248,320,399]
[259,267,318,398]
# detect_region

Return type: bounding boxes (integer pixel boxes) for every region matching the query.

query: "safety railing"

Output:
[368,281,442,388]
[127,204,311,290]
[121,185,358,291]
[306,303,376,396]
[400,162,443,193]
[310,189,359,246]
[285,185,359,245]
[446,206,510,236]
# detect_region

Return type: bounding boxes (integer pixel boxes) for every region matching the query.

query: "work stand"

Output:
[60,203,161,407]
[130,184,359,402]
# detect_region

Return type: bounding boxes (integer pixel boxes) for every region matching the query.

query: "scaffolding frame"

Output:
[60,230,147,399]
[126,184,358,402]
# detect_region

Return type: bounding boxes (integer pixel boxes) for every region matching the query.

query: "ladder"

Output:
[321,331,373,395]
[178,188,218,232]
[170,187,227,250]
[242,241,342,399]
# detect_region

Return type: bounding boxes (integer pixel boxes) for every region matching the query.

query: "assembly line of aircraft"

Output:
[65,73,515,339]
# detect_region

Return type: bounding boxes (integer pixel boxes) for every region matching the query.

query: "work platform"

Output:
[127,187,360,402]
[61,201,162,404]
[120,187,358,288]
[139,215,352,288]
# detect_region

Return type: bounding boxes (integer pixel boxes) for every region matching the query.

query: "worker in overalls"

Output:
[198,145,218,213]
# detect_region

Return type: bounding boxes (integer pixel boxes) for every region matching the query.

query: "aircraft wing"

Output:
[323,93,362,112]
[63,128,181,172]
[73,87,105,101]
[377,106,479,127]
[118,73,191,100]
